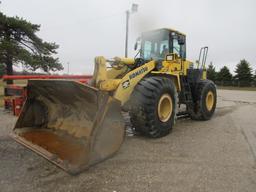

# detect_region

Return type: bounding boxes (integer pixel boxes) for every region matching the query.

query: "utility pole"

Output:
[125,10,130,58]
[125,3,138,58]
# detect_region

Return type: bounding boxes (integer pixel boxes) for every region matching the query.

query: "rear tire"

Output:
[190,80,217,120]
[129,76,177,138]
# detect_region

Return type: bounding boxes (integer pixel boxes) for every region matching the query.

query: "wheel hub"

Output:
[206,91,214,111]
[157,94,173,122]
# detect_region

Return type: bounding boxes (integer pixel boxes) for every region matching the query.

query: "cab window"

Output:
[142,39,169,60]
[143,41,152,59]
[173,38,180,56]
[159,40,169,57]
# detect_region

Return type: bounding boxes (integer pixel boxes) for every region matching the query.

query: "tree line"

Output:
[207,59,256,87]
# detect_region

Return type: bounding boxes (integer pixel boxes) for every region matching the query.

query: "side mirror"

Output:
[178,35,185,45]
[134,37,141,50]
[134,42,138,50]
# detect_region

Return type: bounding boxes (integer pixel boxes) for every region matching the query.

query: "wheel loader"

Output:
[11,28,217,174]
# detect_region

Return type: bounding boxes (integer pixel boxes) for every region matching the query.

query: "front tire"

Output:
[129,76,177,138]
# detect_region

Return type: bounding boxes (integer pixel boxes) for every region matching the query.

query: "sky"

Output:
[1,0,256,74]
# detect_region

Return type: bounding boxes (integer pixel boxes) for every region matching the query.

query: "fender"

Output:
[114,60,155,105]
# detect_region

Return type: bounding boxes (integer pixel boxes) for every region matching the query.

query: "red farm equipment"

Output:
[2,75,92,116]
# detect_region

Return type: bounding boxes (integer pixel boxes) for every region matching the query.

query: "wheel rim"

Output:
[206,91,214,111]
[157,94,173,122]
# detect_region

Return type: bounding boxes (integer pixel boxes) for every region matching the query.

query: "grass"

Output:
[217,86,256,91]
[0,80,28,108]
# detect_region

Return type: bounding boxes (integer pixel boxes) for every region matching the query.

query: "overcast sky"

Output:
[1,0,256,74]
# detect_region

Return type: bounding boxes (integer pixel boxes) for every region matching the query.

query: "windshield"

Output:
[141,31,169,60]
[143,39,169,60]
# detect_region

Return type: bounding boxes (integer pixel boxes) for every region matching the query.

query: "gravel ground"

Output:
[0,89,256,192]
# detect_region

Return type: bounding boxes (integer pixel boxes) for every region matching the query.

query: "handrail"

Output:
[197,47,208,69]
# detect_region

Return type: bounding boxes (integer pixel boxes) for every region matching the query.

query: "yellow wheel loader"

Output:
[11,28,217,174]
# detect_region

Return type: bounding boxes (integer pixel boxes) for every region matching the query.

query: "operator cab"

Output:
[136,28,186,61]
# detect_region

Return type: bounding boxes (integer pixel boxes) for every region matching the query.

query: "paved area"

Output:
[0,89,256,192]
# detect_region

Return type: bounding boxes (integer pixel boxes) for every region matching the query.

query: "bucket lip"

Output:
[9,133,86,175]
[10,131,124,175]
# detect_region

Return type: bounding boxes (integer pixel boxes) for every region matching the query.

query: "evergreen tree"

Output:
[234,59,253,86]
[216,66,232,82]
[0,12,63,83]
[207,62,217,82]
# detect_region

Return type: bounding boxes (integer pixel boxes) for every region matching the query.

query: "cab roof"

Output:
[142,28,186,36]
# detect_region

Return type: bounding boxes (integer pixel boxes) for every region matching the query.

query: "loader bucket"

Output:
[11,80,125,174]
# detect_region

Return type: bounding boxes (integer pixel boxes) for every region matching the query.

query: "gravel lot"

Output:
[1,89,256,192]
